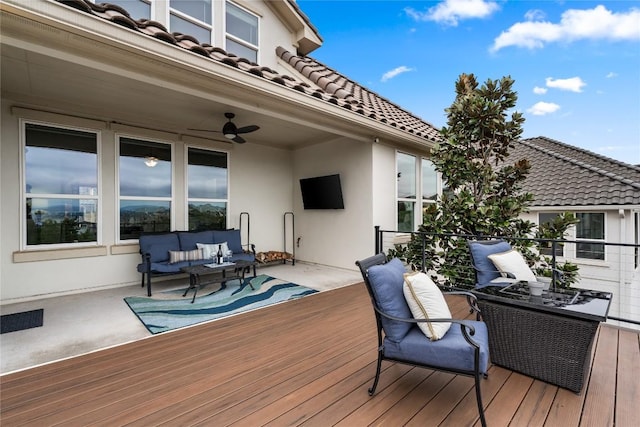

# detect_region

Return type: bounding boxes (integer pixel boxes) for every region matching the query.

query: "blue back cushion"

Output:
[177,231,214,250]
[468,240,512,286]
[213,229,242,253]
[139,233,180,263]
[367,258,412,343]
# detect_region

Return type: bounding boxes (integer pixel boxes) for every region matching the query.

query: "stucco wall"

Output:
[0,101,295,302]
[292,138,374,270]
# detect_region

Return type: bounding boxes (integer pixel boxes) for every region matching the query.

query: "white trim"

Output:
[19,118,102,251]
[184,144,231,230]
[115,133,175,243]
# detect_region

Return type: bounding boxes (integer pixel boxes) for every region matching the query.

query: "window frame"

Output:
[169,0,214,44]
[116,134,175,243]
[21,120,101,250]
[396,151,441,232]
[97,0,152,20]
[225,1,259,63]
[186,145,230,231]
[575,212,606,261]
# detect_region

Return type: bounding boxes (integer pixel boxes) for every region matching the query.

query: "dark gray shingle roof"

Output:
[511,136,640,207]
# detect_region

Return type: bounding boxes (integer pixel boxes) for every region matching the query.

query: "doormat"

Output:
[1,309,44,334]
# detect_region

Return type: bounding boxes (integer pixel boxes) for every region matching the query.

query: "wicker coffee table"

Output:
[180,260,256,303]
[473,283,611,393]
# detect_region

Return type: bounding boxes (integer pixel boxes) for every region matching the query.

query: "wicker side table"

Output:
[478,300,598,393]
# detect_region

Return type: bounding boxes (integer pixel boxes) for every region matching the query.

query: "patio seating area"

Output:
[1,275,638,426]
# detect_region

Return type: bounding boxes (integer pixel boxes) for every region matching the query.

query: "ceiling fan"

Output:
[189,112,260,144]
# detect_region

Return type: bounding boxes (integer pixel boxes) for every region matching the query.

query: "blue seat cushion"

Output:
[230,252,255,262]
[383,322,489,375]
[136,258,209,274]
[367,258,412,343]
[468,240,512,287]
[213,229,243,253]
[177,231,215,251]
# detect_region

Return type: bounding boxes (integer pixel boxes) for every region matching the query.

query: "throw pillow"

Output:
[196,242,229,260]
[487,249,536,282]
[402,272,452,340]
[468,239,513,286]
[168,249,204,264]
[367,258,413,343]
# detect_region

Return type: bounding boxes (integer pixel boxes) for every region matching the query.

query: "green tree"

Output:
[391,74,577,288]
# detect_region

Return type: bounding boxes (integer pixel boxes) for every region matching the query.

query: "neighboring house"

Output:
[0,0,442,301]
[513,136,640,319]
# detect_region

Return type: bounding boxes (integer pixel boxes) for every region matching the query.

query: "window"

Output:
[422,158,438,213]
[576,212,605,260]
[538,212,565,257]
[118,137,172,240]
[170,0,212,43]
[187,147,228,231]
[225,1,258,63]
[397,153,440,232]
[397,152,416,232]
[103,0,151,19]
[24,123,99,247]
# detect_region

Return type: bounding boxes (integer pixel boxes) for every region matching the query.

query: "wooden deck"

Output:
[1,283,638,426]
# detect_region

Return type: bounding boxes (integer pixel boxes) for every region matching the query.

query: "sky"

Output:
[296,0,640,165]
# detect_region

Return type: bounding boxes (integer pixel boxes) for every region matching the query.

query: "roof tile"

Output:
[55,0,440,142]
[511,137,640,206]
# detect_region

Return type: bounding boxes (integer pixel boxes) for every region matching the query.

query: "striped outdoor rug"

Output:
[124,274,318,334]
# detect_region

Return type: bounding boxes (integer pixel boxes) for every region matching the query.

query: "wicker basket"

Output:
[478,300,598,393]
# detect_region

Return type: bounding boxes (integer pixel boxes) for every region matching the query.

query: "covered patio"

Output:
[1,273,638,426]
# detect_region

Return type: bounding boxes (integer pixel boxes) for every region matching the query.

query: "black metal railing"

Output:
[374,226,640,328]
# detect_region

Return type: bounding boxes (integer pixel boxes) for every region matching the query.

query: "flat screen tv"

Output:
[300,174,344,209]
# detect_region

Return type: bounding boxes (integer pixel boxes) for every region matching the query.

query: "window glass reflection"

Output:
[397,152,416,199]
[170,0,211,24]
[25,124,97,195]
[27,198,98,244]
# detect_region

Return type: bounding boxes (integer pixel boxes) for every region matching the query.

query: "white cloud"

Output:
[405,0,500,26]
[606,72,618,78]
[524,9,546,22]
[545,77,586,92]
[527,102,561,115]
[381,66,415,82]
[533,86,547,94]
[491,5,640,52]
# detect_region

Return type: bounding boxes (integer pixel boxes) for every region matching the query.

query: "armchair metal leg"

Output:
[474,373,487,427]
[368,351,383,396]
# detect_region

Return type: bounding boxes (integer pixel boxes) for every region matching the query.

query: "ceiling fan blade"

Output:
[188,128,222,133]
[232,135,247,144]
[236,125,260,134]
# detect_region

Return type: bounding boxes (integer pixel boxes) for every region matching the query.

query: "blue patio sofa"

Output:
[137,229,256,296]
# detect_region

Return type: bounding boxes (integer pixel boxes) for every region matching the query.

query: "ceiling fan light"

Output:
[144,156,158,167]
[222,122,236,139]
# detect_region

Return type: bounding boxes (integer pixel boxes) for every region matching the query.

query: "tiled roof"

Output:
[54,0,441,143]
[511,136,640,207]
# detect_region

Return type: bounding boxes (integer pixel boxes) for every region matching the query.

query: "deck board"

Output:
[1,282,638,427]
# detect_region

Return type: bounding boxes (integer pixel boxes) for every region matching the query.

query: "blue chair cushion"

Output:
[177,231,214,251]
[230,252,255,262]
[383,322,489,375]
[468,240,512,287]
[213,229,243,254]
[367,258,412,343]
[138,233,180,263]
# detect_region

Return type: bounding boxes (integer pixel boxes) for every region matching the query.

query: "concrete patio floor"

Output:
[0,262,362,374]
